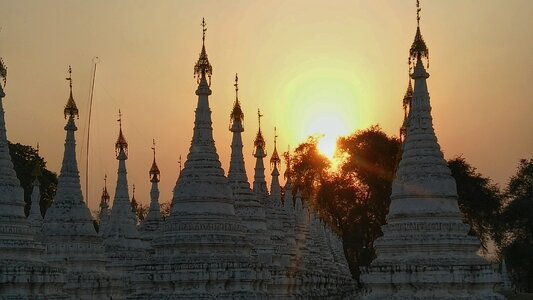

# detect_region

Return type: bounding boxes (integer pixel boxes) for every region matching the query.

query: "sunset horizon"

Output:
[1,0,531,215]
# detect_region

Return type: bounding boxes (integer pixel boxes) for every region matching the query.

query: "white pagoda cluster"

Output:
[0,21,353,299]
[0,8,505,300]
[361,5,504,300]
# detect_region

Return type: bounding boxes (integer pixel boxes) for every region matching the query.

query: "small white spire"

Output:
[253,109,268,197]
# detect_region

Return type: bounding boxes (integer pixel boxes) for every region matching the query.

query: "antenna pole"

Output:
[86,57,99,206]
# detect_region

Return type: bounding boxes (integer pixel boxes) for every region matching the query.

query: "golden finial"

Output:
[115,109,128,158]
[270,127,281,168]
[258,109,263,130]
[194,18,213,86]
[416,0,421,26]
[234,73,239,100]
[230,73,244,127]
[101,174,110,204]
[274,127,278,147]
[409,0,429,68]
[66,65,73,89]
[201,18,207,43]
[150,139,160,183]
[64,65,79,118]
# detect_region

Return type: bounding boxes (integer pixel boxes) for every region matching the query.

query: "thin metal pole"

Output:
[86,57,99,205]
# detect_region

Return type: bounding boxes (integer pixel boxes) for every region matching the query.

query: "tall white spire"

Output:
[41,66,111,298]
[226,73,271,268]
[134,20,268,299]
[362,3,503,298]
[103,111,145,299]
[98,175,110,236]
[104,111,143,244]
[139,139,162,242]
[105,110,140,239]
[253,109,268,197]
[269,127,282,204]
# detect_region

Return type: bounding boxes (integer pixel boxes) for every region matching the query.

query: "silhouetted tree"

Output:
[289,126,400,283]
[290,125,507,284]
[501,158,533,292]
[8,141,58,216]
[290,136,330,202]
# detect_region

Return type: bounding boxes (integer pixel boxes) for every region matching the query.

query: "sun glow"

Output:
[308,114,346,160]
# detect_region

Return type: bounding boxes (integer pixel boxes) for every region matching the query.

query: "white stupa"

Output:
[252,109,269,199]
[138,140,162,245]
[361,4,503,299]
[40,66,112,299]
[130,19,269,299]
[103,113,147,298]
[227,74,272,264]
[98,177,111,237]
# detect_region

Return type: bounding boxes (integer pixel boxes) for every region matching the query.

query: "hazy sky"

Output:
[1,0,532,212]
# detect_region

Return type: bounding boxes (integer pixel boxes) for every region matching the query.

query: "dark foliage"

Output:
[8,141,58,216]
[502,159,533,292]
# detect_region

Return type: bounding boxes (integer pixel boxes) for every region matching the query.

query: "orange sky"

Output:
[1,0,532,213]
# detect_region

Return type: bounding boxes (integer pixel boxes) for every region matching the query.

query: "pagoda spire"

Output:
[409,0,429,69]
[103,111,145,281]
[140,139,162,235]
[98,175,110,236]
[399,78,413,143]
[107,111,139,235]
[253,109,268,196]
[147,21,267,298]
[362,2,503,298]
[41,67,112,298]
[169,17,234,217]
[226,75,270,259]
[194,18,213,87]
[270,127,281,203]
[228,73,248,185]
